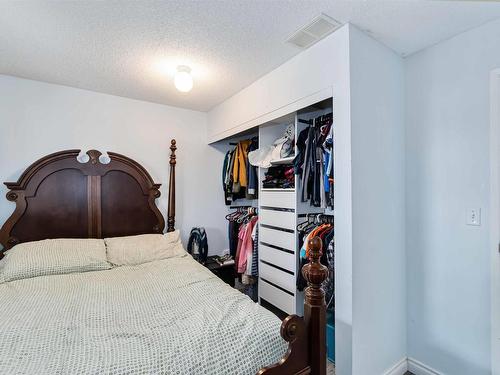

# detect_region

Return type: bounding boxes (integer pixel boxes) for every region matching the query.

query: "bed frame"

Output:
[0,140,328,375]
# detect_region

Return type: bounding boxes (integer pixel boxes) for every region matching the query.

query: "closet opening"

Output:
[217,97,335,364]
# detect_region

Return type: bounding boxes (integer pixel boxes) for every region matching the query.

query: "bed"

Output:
[0,141,328,375]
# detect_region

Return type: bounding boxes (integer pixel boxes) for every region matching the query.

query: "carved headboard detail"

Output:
[0,146,173,254]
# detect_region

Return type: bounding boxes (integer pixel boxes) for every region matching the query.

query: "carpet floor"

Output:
[327,360,335,374]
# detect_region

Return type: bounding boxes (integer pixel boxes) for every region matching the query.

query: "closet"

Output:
[219,99,335,362]
[220,98,334,338]
[258,99,333,316]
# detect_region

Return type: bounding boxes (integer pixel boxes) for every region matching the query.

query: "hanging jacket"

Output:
[232,140,251,189]
[222,151,232,205]
[246,137,259,198]
[294,127,309,176]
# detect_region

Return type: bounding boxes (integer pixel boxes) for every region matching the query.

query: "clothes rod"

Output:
[229,137,258,146]
[298,119,313,125]
[297,213,334,218]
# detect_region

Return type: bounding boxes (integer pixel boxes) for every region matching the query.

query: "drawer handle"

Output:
[261,278,295,296]
[260,224,294,233]
[261,260,294,275]
[260,242,294,254]
[260,206,295,213]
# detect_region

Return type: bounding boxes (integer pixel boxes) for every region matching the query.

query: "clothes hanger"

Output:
[237,208,249,223]
[225,206,248,221]
[225,209,239,221]
[235,208,245,222]
[242,208,252,223]
[296,215,310,232]
[297,213,316,232]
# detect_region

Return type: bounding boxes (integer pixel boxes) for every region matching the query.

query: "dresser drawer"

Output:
[260,208,295,230]
[260,191,295,210]
[259,279,295,314]
[259,225,295,251]
[260,243,295,273]
[260,261,295,292]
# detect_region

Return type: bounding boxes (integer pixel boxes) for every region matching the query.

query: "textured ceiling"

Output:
[1,1,500,111]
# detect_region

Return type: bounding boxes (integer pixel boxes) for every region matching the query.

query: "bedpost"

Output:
[167,139,176,232]
[302,236,328,375]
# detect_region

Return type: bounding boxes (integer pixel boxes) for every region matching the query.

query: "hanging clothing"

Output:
[323,136,334,209]
[246,138,259,198]
[228,219,240,257]
[301,125,316,204]
[325,233,335,311]
[234,224,246,270]
[222,138,258,205]
[222,151,233,205]
[251,225,259,277]
[294,127,309,176]
[228,211,259,300]
[237,216,258,274]
[295,113,333,208]
[296,221,334,293]
[232,140,251,190]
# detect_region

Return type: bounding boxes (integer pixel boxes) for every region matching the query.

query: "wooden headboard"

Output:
[0,140,177,254]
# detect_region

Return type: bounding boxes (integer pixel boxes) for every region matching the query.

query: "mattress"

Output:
[0,255,287,374]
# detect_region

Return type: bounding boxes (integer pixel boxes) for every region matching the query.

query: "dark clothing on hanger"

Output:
[296,113,333,208]
[294,127,309,176]
[228,220,240,257]
[246,137,259,199]
[223,138,258,205]
[222,151,233,205]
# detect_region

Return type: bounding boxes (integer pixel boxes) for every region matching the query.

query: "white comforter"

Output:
[0,255,287,374]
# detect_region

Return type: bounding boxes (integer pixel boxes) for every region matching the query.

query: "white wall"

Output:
[405,18,500,375]
[349,27,407,375]
[0,75,229,255]
[490,72,500,375]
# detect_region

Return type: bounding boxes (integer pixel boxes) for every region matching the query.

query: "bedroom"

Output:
[0,1,499,375]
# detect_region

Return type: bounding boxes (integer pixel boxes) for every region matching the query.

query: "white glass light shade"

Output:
[174,66,193,92]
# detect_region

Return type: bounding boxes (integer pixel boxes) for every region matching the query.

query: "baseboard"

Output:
[383,357,408,375]
[407,358,443,375]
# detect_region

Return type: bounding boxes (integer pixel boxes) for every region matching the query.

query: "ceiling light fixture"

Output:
[174,65,193,93]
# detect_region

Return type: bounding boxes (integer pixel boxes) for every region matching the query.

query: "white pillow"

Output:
[104,230,186,266]
[0,238,111,283]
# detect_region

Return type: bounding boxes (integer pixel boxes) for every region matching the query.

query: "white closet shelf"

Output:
[261,188,295,192]
[270,156,295,165]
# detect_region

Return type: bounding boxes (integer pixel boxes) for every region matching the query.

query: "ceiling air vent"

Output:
[287,13,342,49]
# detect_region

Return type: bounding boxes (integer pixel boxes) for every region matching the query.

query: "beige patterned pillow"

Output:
[0,238,111,283]
[104,230,186,266]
